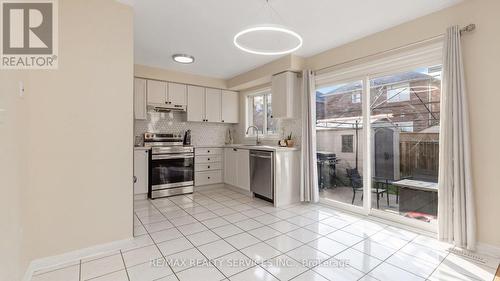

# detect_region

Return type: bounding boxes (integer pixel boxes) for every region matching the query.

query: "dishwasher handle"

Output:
[250,153,272,159]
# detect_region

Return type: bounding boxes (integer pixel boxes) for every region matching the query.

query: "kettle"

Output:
[183,129,192,145]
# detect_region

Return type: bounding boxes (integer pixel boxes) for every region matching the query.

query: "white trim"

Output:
[315,41,443,88]
[23,237,134,281]
[318,199,435,237]
[244,87,278,138]
[315,43,444,232]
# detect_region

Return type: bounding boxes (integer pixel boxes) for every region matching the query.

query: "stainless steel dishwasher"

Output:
[250,150,274,202]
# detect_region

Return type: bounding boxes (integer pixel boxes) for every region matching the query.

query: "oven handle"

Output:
[152,154,194,160]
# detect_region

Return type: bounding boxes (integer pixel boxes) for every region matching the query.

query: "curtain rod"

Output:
[314,24,476,74]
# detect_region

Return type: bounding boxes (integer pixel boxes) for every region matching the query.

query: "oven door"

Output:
[150,153,194,190]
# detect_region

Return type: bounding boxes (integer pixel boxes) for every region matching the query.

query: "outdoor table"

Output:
[392,179,438,216]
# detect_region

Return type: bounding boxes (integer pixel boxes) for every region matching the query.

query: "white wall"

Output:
[0,1,134,278]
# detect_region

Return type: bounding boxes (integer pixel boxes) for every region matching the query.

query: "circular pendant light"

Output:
[233,25,303,56]
[233,0,302,56]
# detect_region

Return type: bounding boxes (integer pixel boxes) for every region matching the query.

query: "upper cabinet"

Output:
[221,90,239,123]
[147,80,187,106]
[146,79,166,105]
[136,77,238,123]
[187,87,239,123]
[168,82,187,106]
[187,85,205,122]
[271,71,300,119]
[134,78,147,120]
[205,88,222,123]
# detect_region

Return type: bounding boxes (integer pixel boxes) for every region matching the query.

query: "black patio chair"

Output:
[346,169,388,208]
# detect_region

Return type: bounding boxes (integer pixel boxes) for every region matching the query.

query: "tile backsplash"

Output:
[135,111,236,146]
[135,111,302,147]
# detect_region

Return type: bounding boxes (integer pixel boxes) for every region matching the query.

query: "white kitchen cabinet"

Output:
[187,86,223,123]
[187,85,205,122]
[205,88,222,123]
[224,148,238,187]
[221,90,239,123]
[236,149,250,190]
[195,147,223,186]
[271,71,300,119]
[147,79,167,105]
[168,82,187,106]
[224,148,250,191]
[134,149,149,195]
[134,78,147,120]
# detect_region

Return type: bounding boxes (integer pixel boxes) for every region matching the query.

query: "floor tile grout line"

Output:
[424,251,450,280]
[144,188,343,280]
[119,250,131,281]
[185,189,342,281]
[135,186,448,281]
[154,189,290,281]
[148,195,230,280]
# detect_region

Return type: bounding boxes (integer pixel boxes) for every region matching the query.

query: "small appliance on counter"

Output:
[144,132,194,199]
[183,129,192,145]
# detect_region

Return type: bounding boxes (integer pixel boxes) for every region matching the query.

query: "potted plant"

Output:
[285,132,294,147]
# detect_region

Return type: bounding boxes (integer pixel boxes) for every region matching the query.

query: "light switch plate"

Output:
[19,81,25,97]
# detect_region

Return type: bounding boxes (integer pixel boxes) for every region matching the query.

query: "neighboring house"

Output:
[316,71,441,133]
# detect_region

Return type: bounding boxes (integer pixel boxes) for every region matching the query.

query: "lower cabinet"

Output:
[195,147,223,186]
[224,148,250,191]
[133,149,149,195]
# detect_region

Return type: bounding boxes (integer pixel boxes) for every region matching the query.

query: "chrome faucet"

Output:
[246,125,262,145]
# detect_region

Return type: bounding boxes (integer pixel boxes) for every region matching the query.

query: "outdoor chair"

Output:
[346,169,388,209]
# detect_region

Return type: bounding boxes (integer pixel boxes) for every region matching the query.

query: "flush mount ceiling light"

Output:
[172,54,195,64]
[233,0,302,56]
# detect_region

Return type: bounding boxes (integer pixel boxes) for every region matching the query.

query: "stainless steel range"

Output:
[144,133,194,199]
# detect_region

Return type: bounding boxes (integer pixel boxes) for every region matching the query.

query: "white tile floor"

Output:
[31,185,498,281]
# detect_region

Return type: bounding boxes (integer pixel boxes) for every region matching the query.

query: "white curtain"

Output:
[438,25,476,250]
[300,70,319,202]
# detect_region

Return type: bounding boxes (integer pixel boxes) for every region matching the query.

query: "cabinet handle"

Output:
[222,120,224,122]
[207,150,210,153]
[208,158,210,161]
[133,176,137,183]
[233,148,237,151]
[208,165,211,169]
[208,176,211,179]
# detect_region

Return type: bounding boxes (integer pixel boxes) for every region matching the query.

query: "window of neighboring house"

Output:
[352,92,361,103]
[246,90,277,137]
[341,135,354,153]
[387,83,410,102]
[394,121,414,132]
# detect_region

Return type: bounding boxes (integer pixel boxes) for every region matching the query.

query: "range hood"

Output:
[149,103,186,112]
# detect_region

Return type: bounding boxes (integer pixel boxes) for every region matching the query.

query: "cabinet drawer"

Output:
[195,147,223,156]
[195,162,222,172]
[195,170,222,186]
[195,155,222,163]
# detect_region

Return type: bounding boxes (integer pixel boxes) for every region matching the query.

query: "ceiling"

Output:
[126,0,462,79]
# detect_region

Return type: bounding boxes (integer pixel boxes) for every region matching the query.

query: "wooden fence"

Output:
[399,133,439,180]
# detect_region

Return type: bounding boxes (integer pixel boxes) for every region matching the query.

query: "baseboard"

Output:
[23,237,134,281]
[222,184,253,197]
[476,242,500,259]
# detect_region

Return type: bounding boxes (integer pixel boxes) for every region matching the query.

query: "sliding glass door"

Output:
[316,80,365,208]
[315,64,442,229]
[369,66,441,226]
